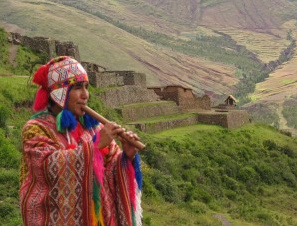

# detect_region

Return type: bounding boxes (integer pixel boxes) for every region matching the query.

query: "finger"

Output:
[125,131,140,140]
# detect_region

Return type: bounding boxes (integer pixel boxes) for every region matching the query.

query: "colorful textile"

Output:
[20,111,142,225]
[32,56,88,110]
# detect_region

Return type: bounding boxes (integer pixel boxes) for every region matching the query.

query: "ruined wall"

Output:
[100,86,159,108]
[198,112,229,127]
[133,115,199,133]
[197,110,249,129]
[88,72,124,87]
[150,86,211,110]
[55,41,80,61]
[107,71,147,87]
[199,95,211,110]
[226,110,250,129]
[151,87,179,103]
[8,32,80,61]
[81,62,106,73]
[119,101,181,122]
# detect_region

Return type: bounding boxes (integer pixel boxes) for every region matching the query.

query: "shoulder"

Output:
[22,111,56,140]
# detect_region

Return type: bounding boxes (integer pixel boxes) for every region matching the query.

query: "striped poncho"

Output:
[20,111,142,225]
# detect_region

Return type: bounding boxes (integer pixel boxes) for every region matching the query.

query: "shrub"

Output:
[263,139,278,150]
[0,105,9,128]
[151,171,180,203]
[0,129,20,169]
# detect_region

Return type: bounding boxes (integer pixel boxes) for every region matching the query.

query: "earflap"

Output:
[33,87,49,112]
[32,64,50,88]
[32,62,50,111]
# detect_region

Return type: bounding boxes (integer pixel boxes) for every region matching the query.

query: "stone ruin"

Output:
[6,32,249,130]
[149,85,211,111]
[81,62,160,108]
[8,32,80,61]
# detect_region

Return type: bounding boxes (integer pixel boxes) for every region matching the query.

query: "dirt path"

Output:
[8,43,18,67]
[213,214,232,226]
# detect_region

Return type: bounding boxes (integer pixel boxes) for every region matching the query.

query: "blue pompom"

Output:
[83,113,99,129]
[134,153,142,190]
[61,109,77,131]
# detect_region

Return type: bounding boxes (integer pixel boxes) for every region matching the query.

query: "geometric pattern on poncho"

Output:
[46,145,85,225]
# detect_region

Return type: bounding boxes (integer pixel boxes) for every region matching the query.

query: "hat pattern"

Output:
[47,58,88,108]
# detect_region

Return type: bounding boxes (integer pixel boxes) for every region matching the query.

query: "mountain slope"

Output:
[1,0,297,107]
[0,0,239,98]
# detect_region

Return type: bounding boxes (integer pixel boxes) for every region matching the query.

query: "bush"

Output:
[0,105,9,128]
[151,172,180,203]
[0,129,20,169]
[263,139,278,150]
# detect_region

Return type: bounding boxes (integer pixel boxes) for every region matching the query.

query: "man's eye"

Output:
[74,84,82,89]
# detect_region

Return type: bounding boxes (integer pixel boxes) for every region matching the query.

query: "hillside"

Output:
[2,0,297,103]
[1,72,297,225]
[0,30,297,225]
[0,0,239,99]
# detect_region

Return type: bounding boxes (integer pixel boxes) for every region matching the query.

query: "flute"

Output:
[82,105,146,150]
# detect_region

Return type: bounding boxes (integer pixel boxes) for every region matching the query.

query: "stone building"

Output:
[149,85,211,111]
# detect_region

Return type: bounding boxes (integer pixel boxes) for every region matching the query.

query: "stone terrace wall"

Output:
[101,86,159,107]
[198,112,229,128]
[107,71,147,88]
[198,110,249,129]
[152,87,179,103]
[8,32,80,61]
[133,115,199,133]
[227,110,250,129]
[88,71,124,87]
[120,101,181,122]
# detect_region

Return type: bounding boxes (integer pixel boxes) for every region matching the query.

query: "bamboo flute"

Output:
[82,105,146,150]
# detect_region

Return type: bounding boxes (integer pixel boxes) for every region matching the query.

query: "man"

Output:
[20,56,142,225]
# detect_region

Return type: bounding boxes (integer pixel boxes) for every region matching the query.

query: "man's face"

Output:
[67,81,89,117]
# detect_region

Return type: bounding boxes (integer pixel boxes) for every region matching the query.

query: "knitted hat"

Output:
[32,56,88,111]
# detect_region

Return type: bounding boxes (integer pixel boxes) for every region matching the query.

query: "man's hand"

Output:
[118,131,140,160]
[97,122,125,149]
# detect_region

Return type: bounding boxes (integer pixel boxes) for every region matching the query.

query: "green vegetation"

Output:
[244,103,280,128]
[1,75,297,225]
[141,124,297,225]
[1,5,297,225]
[283,98,297,129]
[0,28,47,75]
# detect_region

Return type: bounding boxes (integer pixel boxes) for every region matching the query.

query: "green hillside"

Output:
[1,39,297,225]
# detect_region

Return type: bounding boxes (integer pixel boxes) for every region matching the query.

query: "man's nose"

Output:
[81,88,89,99]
